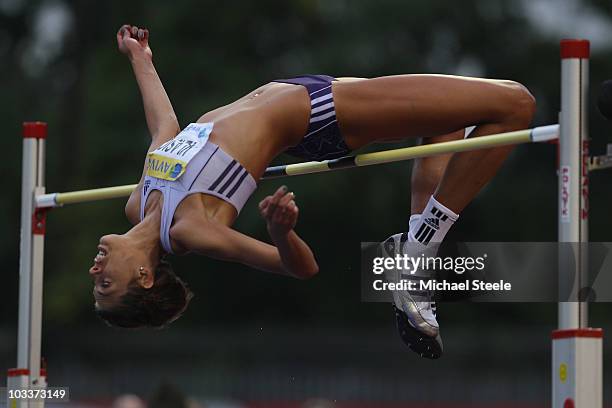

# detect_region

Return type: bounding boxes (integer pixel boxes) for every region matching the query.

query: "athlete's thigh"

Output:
[332,74,517,148]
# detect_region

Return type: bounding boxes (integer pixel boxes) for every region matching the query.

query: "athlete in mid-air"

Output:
[90,25,535,358]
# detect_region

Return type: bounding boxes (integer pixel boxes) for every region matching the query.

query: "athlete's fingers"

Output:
[266,185,287,217]
[259,196,272,210]
[274,192,294,222]
[283,204,299,227]
[118,26,136,54]
[275,201,291,222]
[117,25,130,41]
[121,25,132,41]
[259,197,275,219]
[267,201,298,234]
[275,210,287,225]
[273,185,288,201]
[281,201,298,221]
[283,206,295,221]
[272,207,284,223]
[278,191,295,207]
[123,26,138,45]
[280,201,296,212]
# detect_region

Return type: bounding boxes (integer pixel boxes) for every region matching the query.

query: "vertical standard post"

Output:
[9,122,49,408]
[553,39,602,408]
[30,129,48,408]
[558,39,587,329]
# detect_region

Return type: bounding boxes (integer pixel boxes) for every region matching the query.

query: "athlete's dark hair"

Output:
[95,259,193,329]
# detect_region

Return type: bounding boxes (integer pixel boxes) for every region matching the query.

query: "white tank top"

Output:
[140,123,257,254]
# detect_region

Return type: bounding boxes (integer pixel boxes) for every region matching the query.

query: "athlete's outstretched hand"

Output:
[117,24,152,62]
[259,186,299,238]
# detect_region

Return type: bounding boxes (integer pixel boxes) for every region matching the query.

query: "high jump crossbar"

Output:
[35,125,559,208]
[9,39,604,408]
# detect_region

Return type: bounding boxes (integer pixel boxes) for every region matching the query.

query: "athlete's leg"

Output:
[334,74,535,145]
[433,128,523,213]
[410,131,461,214]
[379,131,462,359]
[338,75,535,356]
[374,131,460,214]
[333,74,536,212]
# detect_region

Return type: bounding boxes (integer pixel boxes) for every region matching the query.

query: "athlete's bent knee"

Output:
[501,80,537,127]
[294,265,319,280]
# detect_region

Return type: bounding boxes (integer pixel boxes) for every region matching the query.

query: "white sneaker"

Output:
[380,232,443,359]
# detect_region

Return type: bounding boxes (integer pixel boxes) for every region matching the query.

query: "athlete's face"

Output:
[89,234,142,309]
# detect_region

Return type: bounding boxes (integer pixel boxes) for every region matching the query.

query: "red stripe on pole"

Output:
[551,327,603,339]
[7,368,47,377]
[22,121,47,139]
[7,368,29,376]
[560,39,590,59]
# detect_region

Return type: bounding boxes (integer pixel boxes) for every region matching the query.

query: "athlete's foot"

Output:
[380,232,443,359]
[393,305,443,359]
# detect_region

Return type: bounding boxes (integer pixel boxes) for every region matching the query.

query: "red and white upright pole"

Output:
[8,122,49,408]
[554,39,603,408]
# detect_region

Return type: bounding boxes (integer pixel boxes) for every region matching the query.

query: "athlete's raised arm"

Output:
[176,186,319,280]
[117,24,180,144]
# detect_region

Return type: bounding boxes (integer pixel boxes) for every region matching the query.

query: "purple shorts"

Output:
[273,75,350,161]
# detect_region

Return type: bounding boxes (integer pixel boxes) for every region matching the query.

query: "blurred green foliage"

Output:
[1,0,612,332]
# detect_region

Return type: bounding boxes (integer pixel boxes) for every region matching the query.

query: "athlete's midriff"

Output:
[196,82,312,179]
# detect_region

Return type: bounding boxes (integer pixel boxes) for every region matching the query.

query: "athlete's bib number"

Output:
[146,122,213,181]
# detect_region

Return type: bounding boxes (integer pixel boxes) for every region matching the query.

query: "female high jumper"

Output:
[91,25,535,359]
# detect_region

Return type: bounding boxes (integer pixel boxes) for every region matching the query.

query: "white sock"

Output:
[408,214,421,232]
[409,196,459,245]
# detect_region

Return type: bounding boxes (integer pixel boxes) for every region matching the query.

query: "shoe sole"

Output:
[394,305,443,359]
